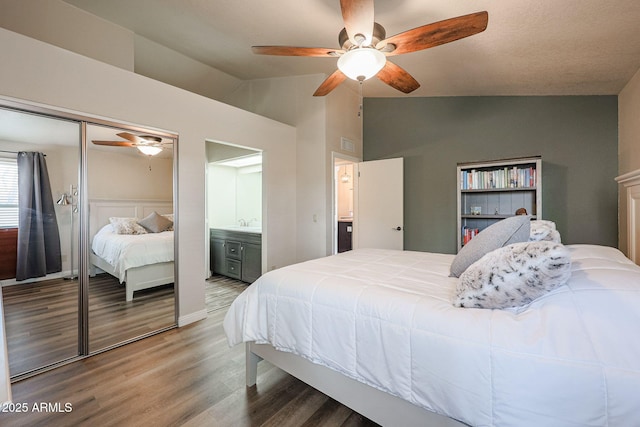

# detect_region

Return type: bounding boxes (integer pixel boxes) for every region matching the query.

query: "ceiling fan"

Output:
[92,132,172,156]
[252,0,488,96]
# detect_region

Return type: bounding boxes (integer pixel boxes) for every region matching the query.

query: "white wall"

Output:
[0,27,297,325]
[0,0,134,71]
[617,67,640,255]
[224,75,362,261]
[87,149,173,200]
[134,36,243,101]
[236,169,262,225]
[207,165,238,228]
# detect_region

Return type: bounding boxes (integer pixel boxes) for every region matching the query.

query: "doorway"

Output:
[205,141,263,289]
[332,153,360,254]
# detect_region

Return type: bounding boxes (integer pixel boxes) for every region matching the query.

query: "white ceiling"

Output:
[61,0,640,98]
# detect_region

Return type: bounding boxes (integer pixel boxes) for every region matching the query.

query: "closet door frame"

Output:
[0,96,178,380]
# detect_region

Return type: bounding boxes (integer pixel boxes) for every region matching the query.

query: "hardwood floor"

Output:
[2,274,175,377]
[206,274,249,313]
[0,290,379,427]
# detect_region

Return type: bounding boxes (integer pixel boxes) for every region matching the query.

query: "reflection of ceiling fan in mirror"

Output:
[92,132,172,156]
[252,0,488,96]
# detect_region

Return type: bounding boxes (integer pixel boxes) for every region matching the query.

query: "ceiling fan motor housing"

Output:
[339,22,386,50]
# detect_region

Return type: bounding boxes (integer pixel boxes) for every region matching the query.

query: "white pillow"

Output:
[109,217,147,235]
[453,241,572,310]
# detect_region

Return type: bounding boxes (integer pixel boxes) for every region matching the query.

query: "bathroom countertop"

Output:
[213,226,262,234]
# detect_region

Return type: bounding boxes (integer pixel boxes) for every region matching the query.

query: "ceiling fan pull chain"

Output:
[358,80,363,118]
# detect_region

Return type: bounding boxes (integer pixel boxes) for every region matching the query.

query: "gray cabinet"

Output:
[456,157,542,251]
[210,229,262,283]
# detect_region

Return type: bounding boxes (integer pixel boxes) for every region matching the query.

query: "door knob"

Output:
[393,226,402,231]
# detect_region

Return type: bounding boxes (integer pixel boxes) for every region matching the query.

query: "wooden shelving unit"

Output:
[456,156,542,251]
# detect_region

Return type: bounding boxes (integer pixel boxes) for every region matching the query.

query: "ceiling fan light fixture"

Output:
[337,47,386,81]
[137,145,163,156]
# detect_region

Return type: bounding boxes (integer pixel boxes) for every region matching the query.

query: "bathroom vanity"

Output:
[210,228,262,283]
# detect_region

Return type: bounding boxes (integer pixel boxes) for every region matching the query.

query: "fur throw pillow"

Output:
[529,220,561,243]
[453,241,572,309]
[109,217,147,235]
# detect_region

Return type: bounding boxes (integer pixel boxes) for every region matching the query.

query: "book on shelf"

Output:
[460,166,536,190]
[462,227,480,245]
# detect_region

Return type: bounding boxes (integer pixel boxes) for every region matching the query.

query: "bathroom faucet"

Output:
[238,219,247,227]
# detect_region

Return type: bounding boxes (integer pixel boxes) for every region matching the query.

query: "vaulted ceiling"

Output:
[53,0,640,98]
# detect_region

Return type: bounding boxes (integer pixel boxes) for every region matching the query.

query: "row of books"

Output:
[462,227,480,245]
[460,166,536,190]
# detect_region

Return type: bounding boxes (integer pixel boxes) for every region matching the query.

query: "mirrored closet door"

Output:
[86,123,176,352]
[0,101,177,379]
[0,107,81,377]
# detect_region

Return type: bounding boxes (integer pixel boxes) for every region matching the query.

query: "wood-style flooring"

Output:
[0,277,378,427]
[2,274,175,377]
[205,274,249,313]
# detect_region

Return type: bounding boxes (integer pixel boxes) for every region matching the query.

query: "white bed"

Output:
[89,200,174,302]
[224,245,640,426]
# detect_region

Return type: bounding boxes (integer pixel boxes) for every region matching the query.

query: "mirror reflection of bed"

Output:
[86,123,176,352]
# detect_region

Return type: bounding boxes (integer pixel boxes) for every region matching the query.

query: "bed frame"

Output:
[89,199,174,302]
[246,342,466,427]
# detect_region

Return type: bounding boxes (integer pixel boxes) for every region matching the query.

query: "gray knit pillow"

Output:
[138,211,173,233]
[453,241,572,309]
[450,215,531,277]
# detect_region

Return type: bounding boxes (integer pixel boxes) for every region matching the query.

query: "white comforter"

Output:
[91,224,174,282]
[224,245,640,426]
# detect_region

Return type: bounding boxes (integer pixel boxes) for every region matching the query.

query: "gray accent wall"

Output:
[363,96,618,254]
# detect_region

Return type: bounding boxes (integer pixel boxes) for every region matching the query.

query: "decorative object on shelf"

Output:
[515,207,528,215]
[470,206,482,215]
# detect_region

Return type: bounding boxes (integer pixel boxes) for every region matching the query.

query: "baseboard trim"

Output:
[178,308,208,327]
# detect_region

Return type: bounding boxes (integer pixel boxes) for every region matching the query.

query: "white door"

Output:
[353,158,403,250]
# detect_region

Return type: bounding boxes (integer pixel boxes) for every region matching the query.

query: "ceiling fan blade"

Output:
[340,0,375,45]
[313,70,348,96]
[252,46,343,57]
[377,11,488,56]
[376,61,420,94]
[92,140,135,147]
[116,132,144,144]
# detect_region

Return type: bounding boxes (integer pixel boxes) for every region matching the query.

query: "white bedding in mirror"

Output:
[91,224,174,281]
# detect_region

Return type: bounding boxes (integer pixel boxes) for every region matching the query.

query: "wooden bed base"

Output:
[246,342,466,427]
[90,254,174,301]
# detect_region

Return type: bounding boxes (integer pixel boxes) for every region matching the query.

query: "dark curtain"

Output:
[16,151,62,281]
